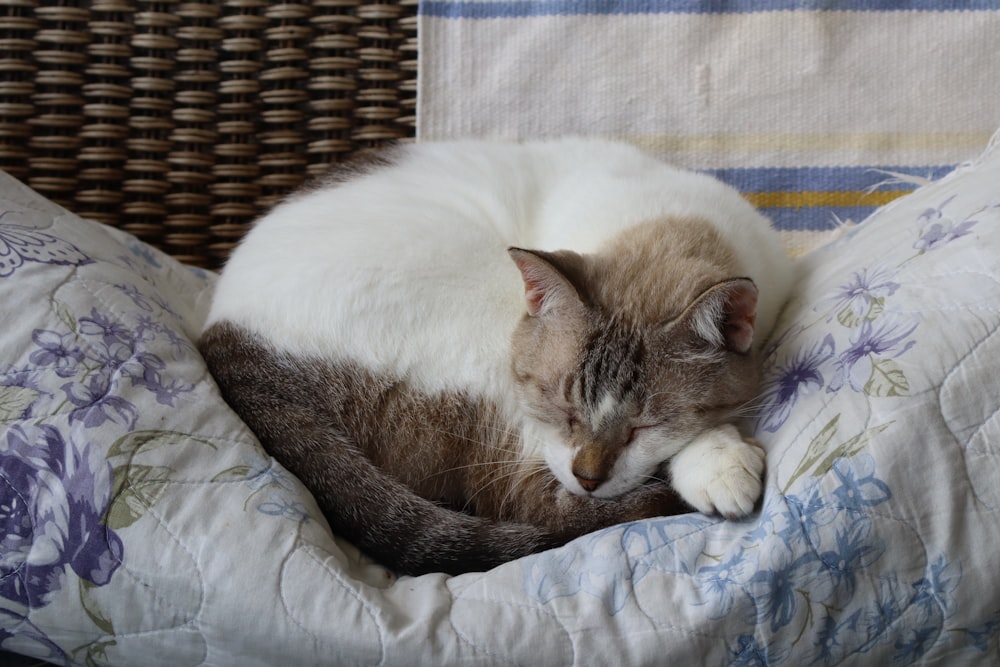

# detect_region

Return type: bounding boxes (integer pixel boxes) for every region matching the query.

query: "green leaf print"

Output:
[79,579,115,635]
[784,415,841,493]
[864,358,910,397]
[106,463,173,530]
[783,416,893,493]
[0,385,39,420]
[835,296,884,329]
[108,429,218,459]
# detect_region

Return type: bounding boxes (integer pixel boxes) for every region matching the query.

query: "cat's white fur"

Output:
[207,138,794,515]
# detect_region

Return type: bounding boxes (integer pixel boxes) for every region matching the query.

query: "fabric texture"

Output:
[417,0,1000,254]
[2,131,1000,663]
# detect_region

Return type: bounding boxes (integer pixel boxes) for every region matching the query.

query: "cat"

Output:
[199,138,796,576]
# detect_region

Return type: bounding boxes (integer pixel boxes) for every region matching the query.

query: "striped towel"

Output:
[417,0,1000,254]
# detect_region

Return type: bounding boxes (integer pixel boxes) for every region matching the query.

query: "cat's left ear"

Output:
[508,248,584,317]
[681,278,758,354]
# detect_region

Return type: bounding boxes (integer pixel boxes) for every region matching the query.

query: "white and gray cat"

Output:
[200,138,795,575]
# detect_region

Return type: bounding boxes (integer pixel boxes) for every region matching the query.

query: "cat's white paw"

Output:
[669,424,765,519]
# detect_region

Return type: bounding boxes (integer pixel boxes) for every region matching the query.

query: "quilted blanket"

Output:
[2,129,1000,664]
[417,0,1000,255]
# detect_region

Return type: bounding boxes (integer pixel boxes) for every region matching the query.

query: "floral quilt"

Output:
[2,134,1000,666]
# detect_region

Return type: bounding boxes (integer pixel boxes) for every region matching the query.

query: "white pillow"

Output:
[1,131,999,665]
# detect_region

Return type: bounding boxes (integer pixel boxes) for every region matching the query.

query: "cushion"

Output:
[418,2,1000,255]
[2,131,1000,664]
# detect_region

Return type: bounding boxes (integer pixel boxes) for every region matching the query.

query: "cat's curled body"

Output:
[200,138,795,576]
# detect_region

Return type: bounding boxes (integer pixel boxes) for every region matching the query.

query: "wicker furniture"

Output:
[0,0,416,269]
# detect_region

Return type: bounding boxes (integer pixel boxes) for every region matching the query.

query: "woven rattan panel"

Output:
[0,0,417,268]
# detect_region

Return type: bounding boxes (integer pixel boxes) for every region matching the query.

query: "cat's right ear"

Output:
[508,248,583,317]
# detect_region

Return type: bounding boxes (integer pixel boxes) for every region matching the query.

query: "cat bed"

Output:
[2,130,1000,665]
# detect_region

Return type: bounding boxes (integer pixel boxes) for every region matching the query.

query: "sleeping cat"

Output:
[199,138,795,576]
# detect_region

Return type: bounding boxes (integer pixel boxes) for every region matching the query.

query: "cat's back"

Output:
[206,138,792,400]
[207,140,569,399]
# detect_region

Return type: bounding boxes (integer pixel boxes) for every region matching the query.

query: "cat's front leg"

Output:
[668,424,765,519]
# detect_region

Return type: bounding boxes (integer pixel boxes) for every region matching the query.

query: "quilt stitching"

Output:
[3,138,1000,664]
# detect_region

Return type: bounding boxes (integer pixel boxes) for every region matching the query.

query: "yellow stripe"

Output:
[633,131,992,154]
[745,189,909,209]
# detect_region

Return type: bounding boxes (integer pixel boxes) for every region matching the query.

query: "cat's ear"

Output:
[508,248,584,317]
[680,278,758,354]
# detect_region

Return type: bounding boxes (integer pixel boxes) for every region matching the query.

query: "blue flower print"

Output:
[257,498,312,522]
[729,633,789,667]
[817,520,884,600]
[807,609,862,665]
[910,556,961,623]
[779,489,838,550]
[960,612,1000,652]
[124,240,161,268]
[830,457,891,512]
[758,333,835,433]
[28,330,85,378]
[828,315,918,393]
[0,424,122,608]
[729,634,768,667]
[748,550,824,632]
[697,548,751,619]
[526,523,678,615]
[893,626,938,663]
[859,575,908,649]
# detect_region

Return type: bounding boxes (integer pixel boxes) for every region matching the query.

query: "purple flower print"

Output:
[78,309,134,347]
[828,316,918,393]
[914,196,978,252]
[0,217,92,278]
[0,609,68,665]
[28,330,85,378]
[822,267,900,324]
[0,424,122,609]
[115,283,155,312]
[757,334,835,433]
[914,219,977,252]
[143,375,195,407]
[131,352,194,406]
[85,338,135,377]
[62,371,138,429]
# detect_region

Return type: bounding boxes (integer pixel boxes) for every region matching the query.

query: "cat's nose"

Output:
[573,471,605,493]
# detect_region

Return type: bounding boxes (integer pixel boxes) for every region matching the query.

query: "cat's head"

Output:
[508,231,761,499]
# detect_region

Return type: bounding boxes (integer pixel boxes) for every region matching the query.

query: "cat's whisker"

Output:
[461,461,550,516]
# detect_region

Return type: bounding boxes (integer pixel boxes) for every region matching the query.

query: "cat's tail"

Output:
[199,321,560,576]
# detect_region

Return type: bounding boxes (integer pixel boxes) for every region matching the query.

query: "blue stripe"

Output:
[762,206,880,232]
[420,0,999,19]
[704,164,956,194]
